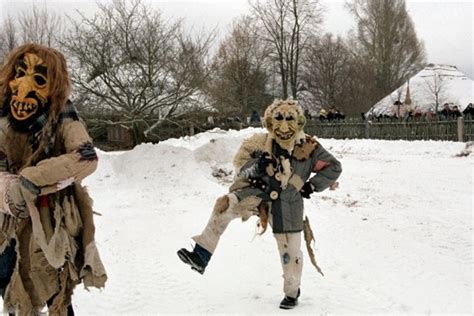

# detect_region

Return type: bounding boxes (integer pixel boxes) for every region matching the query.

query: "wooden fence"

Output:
[82,115,243,150]
[305,117,473,142]
[83,116,473,150]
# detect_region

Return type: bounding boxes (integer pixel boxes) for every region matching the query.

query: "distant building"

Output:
[366,64,474,117]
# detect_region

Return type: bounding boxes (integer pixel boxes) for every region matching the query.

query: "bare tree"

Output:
[341,48,378,117]
[208,15,271,119]
[346,0,425,105]
[302,33,352,112]
[423,69,448,114]
[62,0,214,144]
[250,0,323,99]
[0,15,18,62]
[18,5,63,48]
[1,5,64,62]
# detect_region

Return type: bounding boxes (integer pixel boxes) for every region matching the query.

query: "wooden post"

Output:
[365,119,370,139]
[189,123,195,136]
[457,117,464,142]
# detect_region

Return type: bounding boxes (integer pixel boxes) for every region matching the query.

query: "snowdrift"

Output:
[65,128,473,314]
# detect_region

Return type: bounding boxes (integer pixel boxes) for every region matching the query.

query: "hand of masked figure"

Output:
[257,152,276,175]
[300,182,314,199]
[5,179,30,218]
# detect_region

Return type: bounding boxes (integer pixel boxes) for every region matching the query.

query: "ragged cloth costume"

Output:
[189,99,342,302]
[0,44,106,315]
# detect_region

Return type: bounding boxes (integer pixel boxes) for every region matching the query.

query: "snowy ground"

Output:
[69,128,472,314]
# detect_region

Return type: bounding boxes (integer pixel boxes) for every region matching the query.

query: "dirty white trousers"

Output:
[193,193,302,298]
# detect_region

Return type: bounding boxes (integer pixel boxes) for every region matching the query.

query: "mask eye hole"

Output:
[275,113,284,121]
[286,115,294,121]
[15,68,26,78]
[34,75,47,86]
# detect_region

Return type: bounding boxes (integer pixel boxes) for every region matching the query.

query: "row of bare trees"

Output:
[0,6,63,58]
[0,0,426,144]
[208,0,425,117]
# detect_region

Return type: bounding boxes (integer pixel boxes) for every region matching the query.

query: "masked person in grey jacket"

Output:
[178,99,342,309]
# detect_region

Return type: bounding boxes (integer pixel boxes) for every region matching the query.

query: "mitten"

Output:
[257,152,275,174]
[300,182,314,199]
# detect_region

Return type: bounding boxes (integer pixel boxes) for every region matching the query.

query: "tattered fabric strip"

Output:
[303,216,324,276]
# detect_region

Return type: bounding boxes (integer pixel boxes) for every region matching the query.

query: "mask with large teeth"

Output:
[8,53,49,127]
[263,99,306,151]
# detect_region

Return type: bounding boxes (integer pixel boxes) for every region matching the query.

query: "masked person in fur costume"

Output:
[0,44,107,315]
[178,99,342,309]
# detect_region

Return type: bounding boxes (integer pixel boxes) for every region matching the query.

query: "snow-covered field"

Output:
[70,128,472,315]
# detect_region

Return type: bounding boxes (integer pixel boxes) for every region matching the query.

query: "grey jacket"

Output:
[231,133,342,233]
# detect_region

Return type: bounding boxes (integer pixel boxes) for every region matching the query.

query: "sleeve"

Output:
[19,120,98,194]
[0,122,17,216]
[237,157,261,178]
[308,143,342,192]
[232,133,267,179]
[0,121,8,173]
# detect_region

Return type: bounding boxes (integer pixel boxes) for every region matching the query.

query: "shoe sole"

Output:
[177,250,205,275]
[279,303,298,310]
[279,300,298,309]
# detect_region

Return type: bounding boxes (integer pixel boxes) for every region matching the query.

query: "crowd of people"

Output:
[247,107,347,125]
[317,108,346,122]
[365,101,472,122]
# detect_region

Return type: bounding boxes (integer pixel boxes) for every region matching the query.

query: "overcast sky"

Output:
[1,0,473,78]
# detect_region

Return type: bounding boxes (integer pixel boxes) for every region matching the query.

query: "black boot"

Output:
[279,288,300,310]
[177,244,211,274]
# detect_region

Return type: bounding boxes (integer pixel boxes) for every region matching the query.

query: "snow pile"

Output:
[62,128,472,314]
